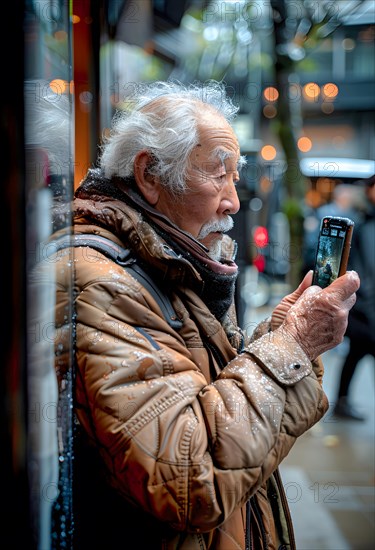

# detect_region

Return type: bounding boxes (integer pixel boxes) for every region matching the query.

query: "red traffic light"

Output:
[253,226,269,248]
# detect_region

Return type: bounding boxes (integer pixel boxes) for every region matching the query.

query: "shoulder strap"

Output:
[72,234,133,265]
[52,234,183,331]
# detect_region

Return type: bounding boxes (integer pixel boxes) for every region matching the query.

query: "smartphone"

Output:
[312,216,354,288]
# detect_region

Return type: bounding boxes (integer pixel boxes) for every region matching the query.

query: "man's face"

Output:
[155,113,241,252]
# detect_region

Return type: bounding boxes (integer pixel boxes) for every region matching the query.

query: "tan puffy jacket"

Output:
[52,193,328,549]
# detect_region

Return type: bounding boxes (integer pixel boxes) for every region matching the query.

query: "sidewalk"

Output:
[245,305,375,550]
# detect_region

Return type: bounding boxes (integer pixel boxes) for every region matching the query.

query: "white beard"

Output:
[207,239,223,262]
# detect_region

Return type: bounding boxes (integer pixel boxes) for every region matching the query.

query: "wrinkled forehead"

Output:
[192,112,241,171]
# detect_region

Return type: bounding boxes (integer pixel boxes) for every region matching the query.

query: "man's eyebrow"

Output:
[211,150,247,174]
[210,147,247,168]
[210,147,234,163]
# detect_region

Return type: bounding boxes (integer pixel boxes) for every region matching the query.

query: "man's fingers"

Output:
[299,270,313,292]
[323,271,360,300]
[287,270,313,302]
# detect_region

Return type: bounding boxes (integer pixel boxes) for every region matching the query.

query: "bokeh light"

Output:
[297,136,312,152]
[263,86,279,102]
[303,82,320,101]
[260,145,277,161]
[322,83,339,99]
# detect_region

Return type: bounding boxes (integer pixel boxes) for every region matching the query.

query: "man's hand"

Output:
[277,271,360,361]
[271,271,313,331]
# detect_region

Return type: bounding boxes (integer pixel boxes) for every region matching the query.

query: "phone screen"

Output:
[312,216,354,288]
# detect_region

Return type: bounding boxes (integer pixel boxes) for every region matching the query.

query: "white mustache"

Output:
[198,216,234,239]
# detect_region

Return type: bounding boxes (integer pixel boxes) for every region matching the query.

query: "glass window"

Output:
[24,2,74,548]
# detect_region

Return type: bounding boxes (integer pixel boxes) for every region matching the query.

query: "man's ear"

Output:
[134,150,160,205]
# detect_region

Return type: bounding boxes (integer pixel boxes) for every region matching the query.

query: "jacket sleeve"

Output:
[73,258,329,534]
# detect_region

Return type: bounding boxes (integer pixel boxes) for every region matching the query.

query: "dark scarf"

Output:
[151,224,238,321]
[75,169,238,321]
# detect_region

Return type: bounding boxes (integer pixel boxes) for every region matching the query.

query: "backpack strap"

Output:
[52,233,183,331]
[72,234,134,266]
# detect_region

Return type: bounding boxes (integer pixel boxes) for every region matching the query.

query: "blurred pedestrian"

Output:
[317,183,365,222]
[334,176,375,420]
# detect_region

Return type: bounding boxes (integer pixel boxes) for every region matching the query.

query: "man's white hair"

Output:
[99,80,242,195]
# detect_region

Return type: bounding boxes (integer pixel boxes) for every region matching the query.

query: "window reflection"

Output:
[24,1,74,547]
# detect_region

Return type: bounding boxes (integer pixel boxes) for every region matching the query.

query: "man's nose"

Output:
[220,178,240,215]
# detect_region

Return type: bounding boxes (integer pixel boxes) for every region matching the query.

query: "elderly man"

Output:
[56,81,358,549]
